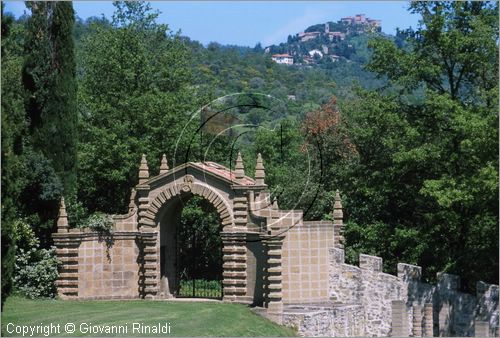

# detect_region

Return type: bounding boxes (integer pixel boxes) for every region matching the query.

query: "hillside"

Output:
[183,15,391,128]
[265,14,385,65]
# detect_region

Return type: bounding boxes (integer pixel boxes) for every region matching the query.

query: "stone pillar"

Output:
[159,154,169,174]
[255,153,266,186]
[263,234,285,324]
[412,304,423,337]
[57,197,69,233]
[475,320,490,337]
[53,234,81,299]
[332,190,344,249]
[138,231,158,299]
[137,184,153,227]
[233,192,248,232]
[392,300,409,337]
[221,232,250,304]
[423,303,434,337]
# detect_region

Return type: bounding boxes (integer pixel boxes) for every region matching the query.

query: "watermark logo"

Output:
[169,92,326,241]
[5,322,172,336]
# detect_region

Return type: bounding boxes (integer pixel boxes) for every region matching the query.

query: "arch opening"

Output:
[158,192,223,299]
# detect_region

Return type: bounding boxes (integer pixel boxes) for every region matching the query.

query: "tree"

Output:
[1,4,25,309]
[341,1,499,287]
[77,1,198,214]
[368,2,498,103]
[22,2,78,196]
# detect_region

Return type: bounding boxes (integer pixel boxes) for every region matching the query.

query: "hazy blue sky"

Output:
[3,1,420,47]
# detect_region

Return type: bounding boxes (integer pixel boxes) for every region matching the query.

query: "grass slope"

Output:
[2,297,296,337]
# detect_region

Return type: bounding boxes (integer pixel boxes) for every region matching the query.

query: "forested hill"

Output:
[264,14,393,65]
[179,19,394,127]
[184,37,386,124]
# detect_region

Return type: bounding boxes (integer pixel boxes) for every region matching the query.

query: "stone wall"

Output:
[281,220,334,303]
[283,303,365,337]
[329,248,404,336]
[327,247,499,337]
[77,234,140,299]
[403,270,499,337]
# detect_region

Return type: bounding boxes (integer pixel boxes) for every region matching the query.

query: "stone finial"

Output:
[235,151,245,179]
[159,154,169,174]
[138,154,149,184]
[272,197,279,210]
[57,197,69,233]
[333,190,343,219]
[333,190,344,249]
[128,188,137,213]
[255,153,266,185]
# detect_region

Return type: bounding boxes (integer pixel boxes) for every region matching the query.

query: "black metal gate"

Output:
[175,198,223,299]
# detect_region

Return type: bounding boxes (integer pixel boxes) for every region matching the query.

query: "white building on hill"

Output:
[308,49,323,58]
[271,54,294,65]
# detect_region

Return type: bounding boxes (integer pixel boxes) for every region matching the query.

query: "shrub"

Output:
[12,219,59,299]
[78,212,113,234]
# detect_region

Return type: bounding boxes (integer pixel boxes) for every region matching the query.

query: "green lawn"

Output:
[1,297,296,337]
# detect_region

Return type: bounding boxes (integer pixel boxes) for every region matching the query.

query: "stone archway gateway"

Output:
[55,152,338,323]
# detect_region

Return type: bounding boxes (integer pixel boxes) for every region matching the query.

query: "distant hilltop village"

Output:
[268,14,381,66]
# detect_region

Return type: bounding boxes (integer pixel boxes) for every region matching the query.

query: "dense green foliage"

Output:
[23,2,77,196]
[77,2,204,214]
[1,5,24,308]
[1,1,75,304]
[12,220,58,299]
[177,197,222,283]
[358,1,499,287]
[1,297,296,336]
[1,0,497,306]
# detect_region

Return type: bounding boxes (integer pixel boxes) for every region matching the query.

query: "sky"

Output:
[3,1,421,47]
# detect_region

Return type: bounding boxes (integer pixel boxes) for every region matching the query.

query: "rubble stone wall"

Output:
[326,247,499,337]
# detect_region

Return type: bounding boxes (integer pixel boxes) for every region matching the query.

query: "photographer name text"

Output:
[6,322,172,336]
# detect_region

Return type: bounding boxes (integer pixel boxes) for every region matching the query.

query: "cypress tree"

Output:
[22,1,77,197]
